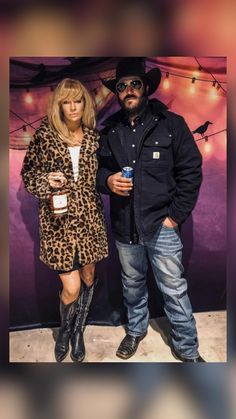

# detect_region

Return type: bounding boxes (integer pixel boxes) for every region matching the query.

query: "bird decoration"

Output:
[192,121,213,137]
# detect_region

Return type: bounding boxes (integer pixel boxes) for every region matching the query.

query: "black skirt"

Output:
[57,252,81,274]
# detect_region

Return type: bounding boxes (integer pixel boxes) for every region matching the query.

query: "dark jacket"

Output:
[97,99,202,244]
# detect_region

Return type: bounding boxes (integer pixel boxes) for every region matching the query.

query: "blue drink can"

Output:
[122,166,134,182]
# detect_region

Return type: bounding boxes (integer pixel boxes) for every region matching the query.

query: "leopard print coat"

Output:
[21,117,108,270]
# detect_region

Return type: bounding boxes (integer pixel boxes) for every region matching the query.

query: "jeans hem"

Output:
[127,331,147,338]
[172,347,199,359]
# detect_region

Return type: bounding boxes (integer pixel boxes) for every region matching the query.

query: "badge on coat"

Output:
[153,151,160,159]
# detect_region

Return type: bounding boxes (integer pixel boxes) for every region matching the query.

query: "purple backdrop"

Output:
[10,57,226,329]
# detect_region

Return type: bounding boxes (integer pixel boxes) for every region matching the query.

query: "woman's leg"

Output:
[80,263,96,287]
[55,270,81,362]
[59,269,81,304]
[70,263,97,362]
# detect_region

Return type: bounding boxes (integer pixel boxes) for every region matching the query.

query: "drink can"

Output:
[122,166,134,181]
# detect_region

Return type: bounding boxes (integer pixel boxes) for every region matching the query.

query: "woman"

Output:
[21,78,108,362]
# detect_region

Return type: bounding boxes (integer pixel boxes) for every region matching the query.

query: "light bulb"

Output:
[24,92,33,105]
[204,141,212,154]
[163,78,170,89]
[193,71,199,78]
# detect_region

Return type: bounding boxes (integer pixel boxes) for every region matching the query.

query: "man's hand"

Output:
[162,217,178,228]
[107,172,133,196]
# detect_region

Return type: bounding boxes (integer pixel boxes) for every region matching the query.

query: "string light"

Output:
[157,69,226,89]
[195,129,226,145]
[152,58,226,96]
[208,80,218,99]
[192,65,203,78]
[9,115,45,134]
[23,131,32,144]
[204,137,212,154]
[189,78,196,94]
[190,77,196,93]
[194,57,227,94]
[157,68,225,97]
[10,60,226,160]
[24,88,33,105]
[10,112,226,143]
[163,72,170,89]
[210,87,218,99]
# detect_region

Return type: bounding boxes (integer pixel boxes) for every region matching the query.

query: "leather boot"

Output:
[70,279,97,362]
[54,296,77,362]
[116,332,147,359]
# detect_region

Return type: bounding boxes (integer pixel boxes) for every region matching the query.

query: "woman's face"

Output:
[61,98,84,125]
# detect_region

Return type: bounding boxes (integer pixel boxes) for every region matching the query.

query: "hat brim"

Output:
[102,67,162,95]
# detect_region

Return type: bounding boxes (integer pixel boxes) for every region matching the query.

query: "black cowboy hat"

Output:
[102,57,161,95]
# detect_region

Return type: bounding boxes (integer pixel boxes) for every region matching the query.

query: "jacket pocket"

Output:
[141,168,169,202]
[142,135,172,167]
[110,195,129,236]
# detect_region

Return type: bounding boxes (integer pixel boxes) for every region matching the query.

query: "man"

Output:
[97,57,205,362]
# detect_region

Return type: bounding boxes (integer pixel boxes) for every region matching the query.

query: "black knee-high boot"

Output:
[70,279,97,362]
[54,296,77,363]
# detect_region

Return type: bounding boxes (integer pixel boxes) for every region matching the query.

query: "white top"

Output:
[68,146,81,182]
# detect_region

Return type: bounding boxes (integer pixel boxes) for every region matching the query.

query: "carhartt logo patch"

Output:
[153,152,160,159]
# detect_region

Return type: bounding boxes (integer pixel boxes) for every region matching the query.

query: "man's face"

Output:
[116,76,147,115]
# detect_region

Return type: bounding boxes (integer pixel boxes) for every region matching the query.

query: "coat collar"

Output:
[101,98,168,129]
[39,117,98,158]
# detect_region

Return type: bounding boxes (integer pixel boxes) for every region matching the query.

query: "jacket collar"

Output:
[101,98,168,128]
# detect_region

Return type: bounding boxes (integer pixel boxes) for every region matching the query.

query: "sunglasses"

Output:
[116,79,143,93]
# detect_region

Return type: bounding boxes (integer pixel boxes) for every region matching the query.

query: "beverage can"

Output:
[122,167,134,181]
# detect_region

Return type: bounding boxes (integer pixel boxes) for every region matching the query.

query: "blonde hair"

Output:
[47,78,96,146]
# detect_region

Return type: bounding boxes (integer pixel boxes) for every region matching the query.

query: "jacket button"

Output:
[112,129,115,133]
[169,134,172,137]
[155,141,159,144]
[129,241,132,244]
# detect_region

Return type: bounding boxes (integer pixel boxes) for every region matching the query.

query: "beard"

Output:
[119,93,148,118]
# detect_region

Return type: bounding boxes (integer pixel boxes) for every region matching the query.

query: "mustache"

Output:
[124,94,137,100]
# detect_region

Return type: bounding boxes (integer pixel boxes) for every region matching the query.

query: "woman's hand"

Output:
[48,172,66,188]
[107,172,133,196]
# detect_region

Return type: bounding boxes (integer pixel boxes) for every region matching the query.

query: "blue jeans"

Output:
[116,224,199,359]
